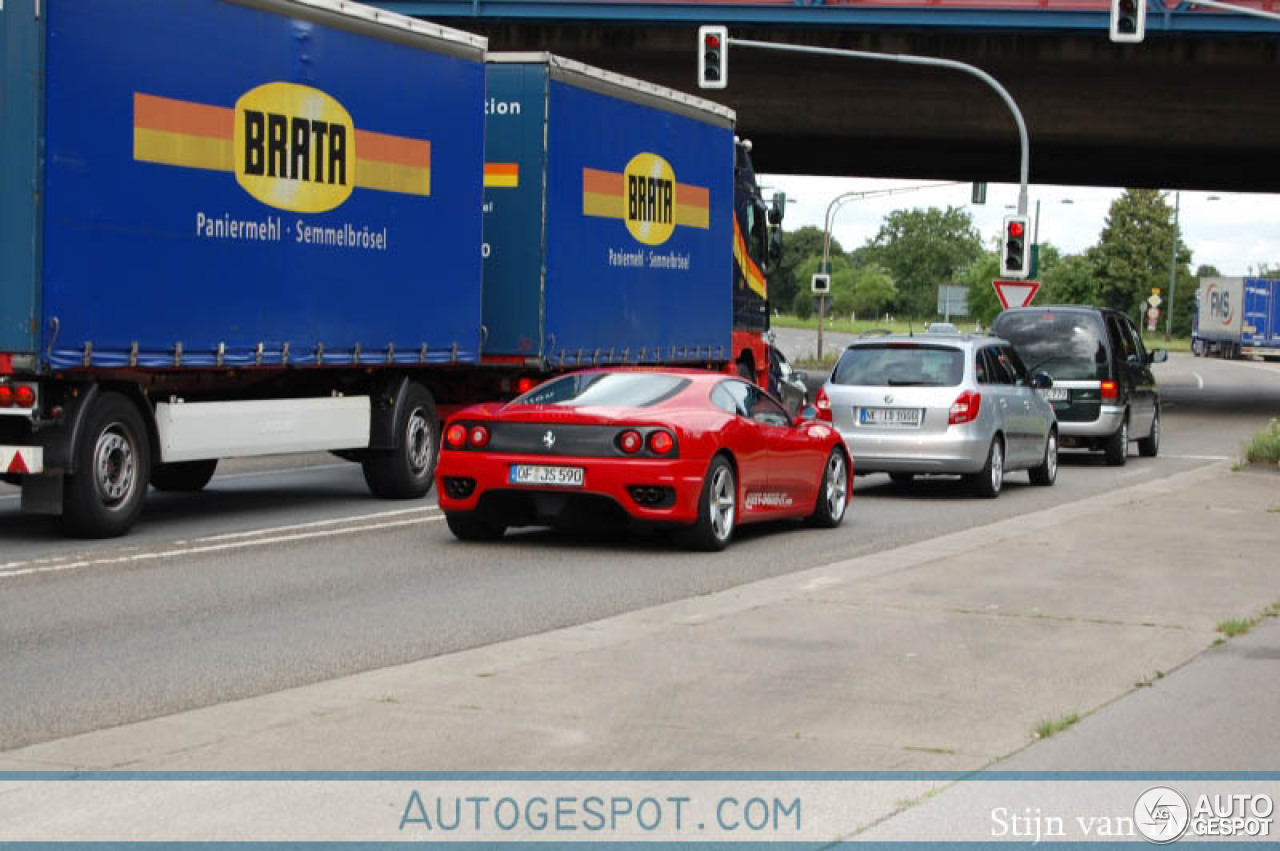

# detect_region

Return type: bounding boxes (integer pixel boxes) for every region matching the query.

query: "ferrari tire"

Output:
[445,512,506,542]
[150,459,218,492]
[809,448,850,528]
[683,455,736,551]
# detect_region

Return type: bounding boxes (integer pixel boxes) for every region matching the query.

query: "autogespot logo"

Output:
[1135,786,1191,844]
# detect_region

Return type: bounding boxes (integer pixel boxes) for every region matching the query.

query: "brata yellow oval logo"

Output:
[233,83,354,213]
[623,153,676,246]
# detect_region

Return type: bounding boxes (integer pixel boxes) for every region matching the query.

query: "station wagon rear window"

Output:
[831,344,965,387]
[513,373,689,408]
[994,311,1109,381]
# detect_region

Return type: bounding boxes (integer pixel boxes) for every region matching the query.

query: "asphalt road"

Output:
[0,351,1277,750]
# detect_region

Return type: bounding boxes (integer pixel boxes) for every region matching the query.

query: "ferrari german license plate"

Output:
[860,407,922,427]
[509,465,585,487]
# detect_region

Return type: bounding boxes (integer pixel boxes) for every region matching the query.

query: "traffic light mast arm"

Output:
[729,37,1031,216]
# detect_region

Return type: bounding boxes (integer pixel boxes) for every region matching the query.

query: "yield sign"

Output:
[992,279,1041,310]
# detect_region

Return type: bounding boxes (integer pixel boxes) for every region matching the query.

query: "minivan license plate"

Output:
[1039,388,1070,402]
[510,465,584,487]
[860,407,922,426]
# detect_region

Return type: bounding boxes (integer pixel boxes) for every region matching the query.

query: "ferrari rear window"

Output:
[831,344,965,387]
[513,373,690,408]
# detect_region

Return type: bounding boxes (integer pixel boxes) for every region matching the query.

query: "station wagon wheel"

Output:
[969,436,1004,499]
[1029,428,1058,486]
[809,448,850,528]
[1104,415,1129,466]
[684,456,736,551]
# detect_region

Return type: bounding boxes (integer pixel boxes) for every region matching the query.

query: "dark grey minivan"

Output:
[992,306,1166,466]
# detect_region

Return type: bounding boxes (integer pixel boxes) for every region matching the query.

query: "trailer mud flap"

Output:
[22,474,63,516]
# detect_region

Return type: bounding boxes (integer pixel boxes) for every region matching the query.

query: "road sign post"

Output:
[992,279,1041,310]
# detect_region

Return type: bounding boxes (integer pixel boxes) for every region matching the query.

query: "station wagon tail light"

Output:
[1100,380,1119,401]
[468,425,491,448]
[445,423,468,449]
[618,430,643,454]
[815,386,833,422]
[948,390,982,426]
[648,430,675,455]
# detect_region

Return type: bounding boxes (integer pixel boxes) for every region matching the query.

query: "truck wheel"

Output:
[682,455,736,551]
[362,383,438,499]
[1104,416,1129,466]
[1029,429,1058,486]
[1137,408,1160,457]
[60,392,151,538]
[445,512,505,542]
[150,459,218,492]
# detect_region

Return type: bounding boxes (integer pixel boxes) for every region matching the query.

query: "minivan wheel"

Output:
[1104,416,1129,466]
[1137,408,1160,457]
[968,437,1004,498]
[1029,429,1058,486]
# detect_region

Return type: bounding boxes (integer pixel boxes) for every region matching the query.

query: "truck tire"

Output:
[1104,415,1129,466]
[150,459,218,492]
[362,382,438,499]
[60,392,151,538]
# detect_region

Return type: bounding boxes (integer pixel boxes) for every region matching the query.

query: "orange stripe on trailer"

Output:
[353,129,430,168]
[582,167,624,196]
[354,159,431,196]
[134,93,233,139]
[134,127,235,172]
[483,162,519,188]
[675,182,710,229]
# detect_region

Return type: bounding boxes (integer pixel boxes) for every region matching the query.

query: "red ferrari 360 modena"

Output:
[435,369,852,550]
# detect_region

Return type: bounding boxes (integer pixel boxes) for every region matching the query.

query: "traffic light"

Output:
[697,26,728,90]
[1000,215,1030,279]
[1110,0,1146,43]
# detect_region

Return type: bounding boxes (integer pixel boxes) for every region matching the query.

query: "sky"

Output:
[757,176,1280,278]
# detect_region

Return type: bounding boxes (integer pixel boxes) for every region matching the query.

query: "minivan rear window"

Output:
[831,344,965,387]
[993,311,1109,381]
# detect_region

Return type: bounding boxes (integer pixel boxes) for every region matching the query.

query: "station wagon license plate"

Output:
[510,465,584,487]
[1039,388,1070,402]
[860,407,922,427]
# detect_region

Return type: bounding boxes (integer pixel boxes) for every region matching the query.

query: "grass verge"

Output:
[1243,419,1280,466]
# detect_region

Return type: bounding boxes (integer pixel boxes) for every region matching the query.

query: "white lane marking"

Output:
[189,505,439,544]
[1192,371,1205,389]
[0,515,443,580]
[1168,454,1230,461]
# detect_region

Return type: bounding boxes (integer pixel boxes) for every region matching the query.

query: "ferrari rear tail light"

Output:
[618,430,643,454]
[445,423,468,449]
[468,425,491,448]
[0,385,12,407]
[814,386,833,422]
[948,390,982,426]
[648,430,675,455]
[14,385,35,408]
[1100,380,1119,401]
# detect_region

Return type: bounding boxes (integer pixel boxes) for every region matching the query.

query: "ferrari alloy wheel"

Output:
[809,448,850,528]
[684,456,736,551]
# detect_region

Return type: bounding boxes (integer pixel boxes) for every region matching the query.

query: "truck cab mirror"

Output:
[769,191,786,226]
[768,228,782,266]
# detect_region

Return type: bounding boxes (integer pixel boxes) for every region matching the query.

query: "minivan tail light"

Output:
[815,386,833,422]
[948,390,982,426]
[1100,380,1118,401]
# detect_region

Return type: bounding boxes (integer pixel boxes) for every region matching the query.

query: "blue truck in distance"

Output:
[0,0,782,537]
[1192,277,1280,359]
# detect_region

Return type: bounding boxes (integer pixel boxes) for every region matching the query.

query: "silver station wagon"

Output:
[816,334,1060,497]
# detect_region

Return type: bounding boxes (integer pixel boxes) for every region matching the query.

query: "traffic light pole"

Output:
[729,39,1031,217]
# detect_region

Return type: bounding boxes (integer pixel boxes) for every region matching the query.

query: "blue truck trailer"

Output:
[1192,277,1280,359]
[0,2,782,537]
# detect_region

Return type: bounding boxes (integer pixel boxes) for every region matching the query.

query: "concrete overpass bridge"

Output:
[375,0,1280,192]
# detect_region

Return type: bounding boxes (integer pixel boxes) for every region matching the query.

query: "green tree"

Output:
[1041,253,1097,306]
[791,289,814,320]
[961,250,1002,325]
[770,226,843,312]
[846,264,898,318]
[1091,190,1190,323]
[861,206,983,319]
